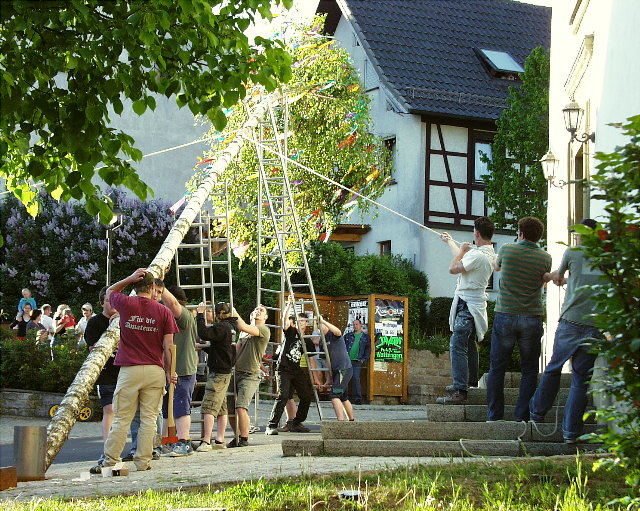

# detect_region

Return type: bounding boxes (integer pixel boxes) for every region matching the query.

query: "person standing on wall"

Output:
[529,218,602,443]
[93,268,178,473]
[343,319,371,405]
[436,216,496,405]
[486,217,552,422]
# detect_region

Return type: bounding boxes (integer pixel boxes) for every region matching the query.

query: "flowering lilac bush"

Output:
[0,189,177,314]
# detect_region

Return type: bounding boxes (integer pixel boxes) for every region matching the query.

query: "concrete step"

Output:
[464,387,592,406]
[425,404,595,423]
[282,438,602,458]
[321,421,600,443]
[478,372,575,389]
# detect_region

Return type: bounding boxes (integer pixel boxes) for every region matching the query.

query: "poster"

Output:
[373,299,404,363]
[344,299,369,333]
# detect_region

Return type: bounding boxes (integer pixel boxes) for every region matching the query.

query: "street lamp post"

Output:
[105,209,123,287]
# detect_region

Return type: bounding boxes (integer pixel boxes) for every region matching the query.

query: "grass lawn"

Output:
[3,456,633,510]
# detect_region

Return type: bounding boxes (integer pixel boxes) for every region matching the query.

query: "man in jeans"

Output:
[529,219,602,443]
[343,319,371,404]
[95,269,178,472]
[436,216,496,404]
[487,217,552,422]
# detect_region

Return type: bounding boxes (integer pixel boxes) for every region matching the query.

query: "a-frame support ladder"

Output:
[253,97,332,422]
[174,183,235,440]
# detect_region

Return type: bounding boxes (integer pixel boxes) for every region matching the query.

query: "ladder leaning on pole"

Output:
[252,96,333,422]
[173,181,236,440]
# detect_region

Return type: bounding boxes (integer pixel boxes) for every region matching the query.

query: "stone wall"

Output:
[0,389,101,420]
[407,349,451,404]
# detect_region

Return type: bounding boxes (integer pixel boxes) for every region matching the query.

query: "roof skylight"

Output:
[477,49,524,73]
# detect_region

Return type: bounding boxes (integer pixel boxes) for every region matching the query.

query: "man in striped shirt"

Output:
[487,217,552,422]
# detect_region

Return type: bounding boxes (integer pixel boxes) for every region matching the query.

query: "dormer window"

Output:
[475,48,524,80]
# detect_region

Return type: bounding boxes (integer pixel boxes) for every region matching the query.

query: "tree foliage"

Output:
[0,189,182,314]
[574,115,640,502]
[189,16,392,257]
[0,0,292,222]
[482,47,550,230]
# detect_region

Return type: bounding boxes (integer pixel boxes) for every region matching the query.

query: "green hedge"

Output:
[0,328,88,393]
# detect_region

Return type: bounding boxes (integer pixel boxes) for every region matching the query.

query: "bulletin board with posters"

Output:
[283,293,409,404]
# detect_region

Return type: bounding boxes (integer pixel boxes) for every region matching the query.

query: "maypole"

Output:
[44,91,278,469]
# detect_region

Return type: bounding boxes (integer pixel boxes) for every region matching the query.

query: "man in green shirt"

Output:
[487,217,552,422]
[529,219,602,443]
[343,319,371,404]
[227,304,270,447]
[160,285,198,457]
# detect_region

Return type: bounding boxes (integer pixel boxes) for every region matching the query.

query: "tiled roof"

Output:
[328,0,551,121]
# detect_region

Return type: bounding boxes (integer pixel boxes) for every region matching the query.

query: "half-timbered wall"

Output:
[332,15,513,299]
[424,118,496,230]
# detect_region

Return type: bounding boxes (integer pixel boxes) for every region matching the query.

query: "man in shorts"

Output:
[85,287,118,473]
[227,304,270,447]
[195,302,236,451]
[159,285,198,457]
[322,316,355,421]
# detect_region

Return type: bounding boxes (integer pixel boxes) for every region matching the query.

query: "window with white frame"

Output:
[474,141,492,181]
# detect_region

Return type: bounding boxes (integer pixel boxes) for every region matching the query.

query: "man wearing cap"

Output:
[76,302,95,346]
[529,219,603,444]
[96,268,179,472]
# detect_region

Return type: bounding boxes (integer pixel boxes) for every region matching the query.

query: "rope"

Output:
[241,135,458,242]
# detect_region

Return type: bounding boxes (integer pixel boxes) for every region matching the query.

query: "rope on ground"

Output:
[241,135,461,244]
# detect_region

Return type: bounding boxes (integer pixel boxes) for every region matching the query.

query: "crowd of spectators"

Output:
[10,288,90,348]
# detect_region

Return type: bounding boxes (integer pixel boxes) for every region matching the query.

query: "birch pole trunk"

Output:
[44,92,277,469]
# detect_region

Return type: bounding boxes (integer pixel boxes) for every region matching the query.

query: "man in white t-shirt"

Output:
[76,303,95,346]
[436,216,496,405]
[39,304,56,342]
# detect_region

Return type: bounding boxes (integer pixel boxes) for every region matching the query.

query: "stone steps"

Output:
[320,421,600,443]
[477,372,574,389]
[282,438,602,458]
[424,404,595,423]
[408,386,591,406]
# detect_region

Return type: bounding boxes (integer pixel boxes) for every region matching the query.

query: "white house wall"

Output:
[545,0,640,363]
[333,15,512,300]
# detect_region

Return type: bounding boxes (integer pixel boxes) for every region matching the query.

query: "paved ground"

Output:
[0,403,461,502]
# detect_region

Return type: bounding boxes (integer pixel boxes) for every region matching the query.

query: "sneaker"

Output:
[160,443,175,456]
[564,437,578,445]
[289,423,311,433]
[122,452,134,462]
[435,390,467,405]
[196,441,212,452]
[89,463,103,475]
[152,448,161,460]
[169,442,195,457]
[227,437,249,448]
[277,422,292,432]
[265,427,279,436]
[486,419,506,423]
[213,440,226,449]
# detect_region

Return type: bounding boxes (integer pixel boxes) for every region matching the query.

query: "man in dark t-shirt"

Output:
[265,300,316,435]
[86,287,118,471]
